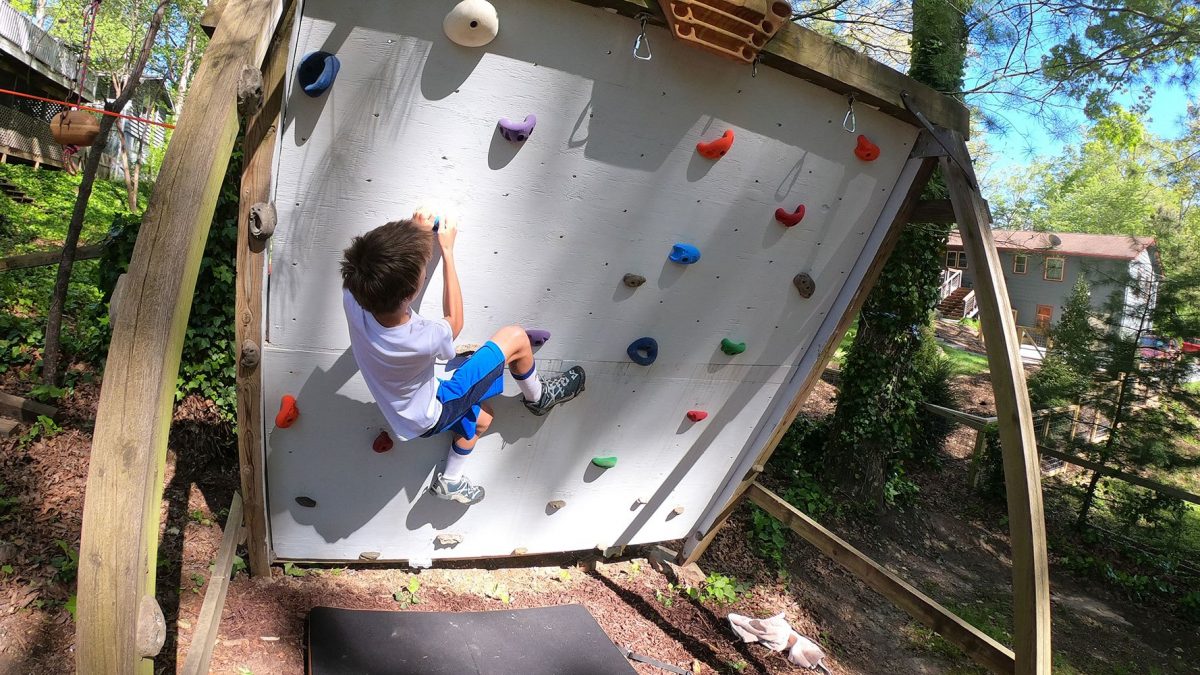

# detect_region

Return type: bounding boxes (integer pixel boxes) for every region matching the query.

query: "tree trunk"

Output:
[177,29,197,113]
[34,0,47,26]
[1075,371,1130,528]
[41,0,172,385]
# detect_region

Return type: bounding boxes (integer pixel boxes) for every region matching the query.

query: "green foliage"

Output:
[393,576,421,606]
[19,415,62,448]
[697,573,751,605]
[51,539,79,583]
[282,562,307,577]
[485,581,510,604]
[231,555,247,577]
[1028,357,1090,409]
[655,585,675,608]
[0,164,141,254]
[64,594,77,620]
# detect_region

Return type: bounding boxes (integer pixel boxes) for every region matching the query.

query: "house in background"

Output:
[938,230,1160,335]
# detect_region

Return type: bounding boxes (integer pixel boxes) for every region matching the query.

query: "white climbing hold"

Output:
[672,506,685,516]
[512,547,528,556]
[443,0,499,47]
[435,533,463,547]
[548,499,566,511]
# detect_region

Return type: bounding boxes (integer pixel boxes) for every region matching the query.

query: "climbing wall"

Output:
[263,0,922,562]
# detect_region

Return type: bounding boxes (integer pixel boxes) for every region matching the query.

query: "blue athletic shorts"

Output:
[421,341,505,439]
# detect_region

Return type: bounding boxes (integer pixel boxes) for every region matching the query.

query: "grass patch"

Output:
[940,343,990,376]
[0,163,145,254]
[831,319,859,367]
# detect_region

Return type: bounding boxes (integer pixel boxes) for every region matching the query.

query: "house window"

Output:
[945,250,968,269]
[1013,254,1028,275]
[1044,257,1065,282]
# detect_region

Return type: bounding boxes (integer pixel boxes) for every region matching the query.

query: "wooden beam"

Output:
[747,483,1016,674]
[0,241,106,272]
[942,132,1051,675]
[74,0,286,671]
[200,0,228,37]
[1038,446,1200,506]
[0,391,58,422]
[179,493,244,675]
[922,402,995,431]
[909,198,991,224]
[235,0,294,577]
[568,0,970,136]
[679,152,938,566]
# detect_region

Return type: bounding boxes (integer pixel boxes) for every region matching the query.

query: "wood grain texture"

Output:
[179,493,244,675]
[0,241,106,271]
[680,153,936,565]
[922,401,996,431]
[747,482,1016,673]
[234,0,293,579]
[1038,446,1200,506]
[74,0,284,671]
[942,133,1051,675]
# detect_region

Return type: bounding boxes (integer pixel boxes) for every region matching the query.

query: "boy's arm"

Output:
[439,217,464,338]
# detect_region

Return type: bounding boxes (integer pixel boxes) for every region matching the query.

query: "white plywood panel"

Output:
[264,0,920,561]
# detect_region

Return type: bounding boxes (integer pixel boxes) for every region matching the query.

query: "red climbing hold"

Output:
[275,395,299,428]
[696,129,734,159]
[775,204,806,227]
[854,134,880,162]
[372,430,393,453]
[686,410,708,422]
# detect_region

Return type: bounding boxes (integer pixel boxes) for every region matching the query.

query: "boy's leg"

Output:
[442,408,492,480]
[486,325,586,415]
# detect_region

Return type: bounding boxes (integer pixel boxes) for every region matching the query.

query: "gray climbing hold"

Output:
[295,496,317,508]
[435,533,463,547]
[240,340,260,369]
[236,65,264,118]
[793,273,815,298]
[623,273,646,288]
[249,202,276,240]
[358,551,381,561]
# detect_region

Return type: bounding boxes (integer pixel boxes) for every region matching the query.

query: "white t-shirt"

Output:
[343,289,455,440]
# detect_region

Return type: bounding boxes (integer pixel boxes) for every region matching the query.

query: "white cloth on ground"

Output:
[727,612,831,673]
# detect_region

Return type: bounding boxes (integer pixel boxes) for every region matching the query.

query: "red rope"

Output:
[0,88,175,129]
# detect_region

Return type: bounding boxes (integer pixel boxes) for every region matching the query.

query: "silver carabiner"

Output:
[633,16,652,60]
[843,94,856,133]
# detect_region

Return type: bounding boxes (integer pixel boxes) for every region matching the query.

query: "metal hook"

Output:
[751,55,760,78]
[843,94,856,133]
[633,15,652,60]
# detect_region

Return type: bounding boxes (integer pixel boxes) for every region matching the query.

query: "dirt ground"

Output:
[1,363,1198,674]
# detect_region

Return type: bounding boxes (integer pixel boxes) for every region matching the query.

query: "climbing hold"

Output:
[548,499,566,511]
[236,65,264,118]
[634,496,650,506]
[526,329,551,347]
[591,456,618,469]
[239,340,260,369]
[622,273,646,288]
[686,410,708,422]
[775,204,806,227]
[720,338,747,355]
[497,114,536,142]
[627,337,659,366]
[248,202,276,240]
[696,129,734,159]
[358,551,381,561]
[296,51,340,98]
[793,273,815,298]
[512,547,528,555]
[854,134,880,162]
[275,395,299,428]
[295,496,317,508]
[50,109,99,146]
[372,430,393,453]
[668,243,701,265]
[672,506,685,516]
[443,0,499,47]
[435,533,463,547]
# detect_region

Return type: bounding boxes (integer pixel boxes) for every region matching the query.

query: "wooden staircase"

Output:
[0,178,34,204]
[938,286,972,319]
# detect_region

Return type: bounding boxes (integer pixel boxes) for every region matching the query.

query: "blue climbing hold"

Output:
[627,337,658,366]
[297,51,340,98]
[669,243,701,265]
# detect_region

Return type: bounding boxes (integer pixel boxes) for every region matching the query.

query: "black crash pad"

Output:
[307,603,636,674]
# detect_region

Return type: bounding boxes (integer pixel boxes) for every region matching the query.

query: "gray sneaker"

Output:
[430,472,485,504]
[523,365,586,416]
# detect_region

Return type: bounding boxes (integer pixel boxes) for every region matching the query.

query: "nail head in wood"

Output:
[236,65,264,118]
[248,202,276,240]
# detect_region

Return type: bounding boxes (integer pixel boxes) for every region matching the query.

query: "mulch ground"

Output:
[2,366,1198,674]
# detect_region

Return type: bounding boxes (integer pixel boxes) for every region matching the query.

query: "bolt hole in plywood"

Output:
[263,0,919,562]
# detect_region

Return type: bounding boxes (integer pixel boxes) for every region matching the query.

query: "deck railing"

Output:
[938,267,962,301]
[0,3,98,98]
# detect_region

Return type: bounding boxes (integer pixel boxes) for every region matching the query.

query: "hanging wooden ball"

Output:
[50,109,100,147]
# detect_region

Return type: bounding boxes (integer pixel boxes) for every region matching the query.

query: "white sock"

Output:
[515,364,542,402]
[444,446,469,481]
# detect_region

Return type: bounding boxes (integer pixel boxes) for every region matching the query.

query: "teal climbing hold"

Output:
[591,456,618,468]
[720,338,746,355]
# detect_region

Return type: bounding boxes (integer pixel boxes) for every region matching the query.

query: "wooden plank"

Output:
[235,0,294,577]
[568,0,969,136]
[0,417,17,438]
[747,482,1016,674]
[942,132,1051,675]
[909,198,990,224]
[922,401,995,431]
[1038,446,1200,506]
[179,492,244,675]
[200,0,228,37]
[0,241,106,272]
[0,391,58,422]
[679,152,938,565]
[74,0,285,671]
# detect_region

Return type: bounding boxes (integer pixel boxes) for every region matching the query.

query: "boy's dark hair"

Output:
[341,219,433,315]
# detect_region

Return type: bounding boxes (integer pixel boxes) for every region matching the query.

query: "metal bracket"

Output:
[900,90,977,189]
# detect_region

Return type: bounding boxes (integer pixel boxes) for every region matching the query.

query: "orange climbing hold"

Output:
[686,410,708,422]
[275,395,299,428]
[775,204,806,227]
[372,430,393,453]
[854,134,880,161]
[696,129,734,159]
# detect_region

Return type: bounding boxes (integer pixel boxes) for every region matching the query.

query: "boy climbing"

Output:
[340,208,585,505]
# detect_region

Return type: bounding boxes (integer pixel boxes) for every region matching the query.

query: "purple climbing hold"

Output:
[498,114,536,142]
[526,329,551,347]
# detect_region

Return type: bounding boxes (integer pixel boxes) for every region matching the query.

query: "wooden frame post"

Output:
[234,0,293,578]
[75,0,285,671]
[942,131,1052,675]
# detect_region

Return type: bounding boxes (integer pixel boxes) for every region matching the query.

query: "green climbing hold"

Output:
[591,456,618,468]
[720,338,746,355]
